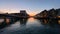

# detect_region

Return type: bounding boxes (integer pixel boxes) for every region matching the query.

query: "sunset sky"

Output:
[0,0,60,16]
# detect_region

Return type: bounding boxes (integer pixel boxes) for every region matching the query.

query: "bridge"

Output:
[0,10,30,29]
[0,14,29,19]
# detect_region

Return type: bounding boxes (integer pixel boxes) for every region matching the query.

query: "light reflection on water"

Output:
[0,17,42,31]
[2,18,41,32]
[7,18,41,29]
[26,17,42,28]
[0,18,60,34]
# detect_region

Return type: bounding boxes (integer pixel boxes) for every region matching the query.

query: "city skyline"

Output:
[0,0,60,16]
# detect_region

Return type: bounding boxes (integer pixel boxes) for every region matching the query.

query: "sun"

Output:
[29,13,36,16]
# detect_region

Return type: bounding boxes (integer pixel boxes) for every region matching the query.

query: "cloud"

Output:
[0,9,19,13]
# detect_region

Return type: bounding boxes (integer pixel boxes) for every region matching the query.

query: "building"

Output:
[20,10,29,16]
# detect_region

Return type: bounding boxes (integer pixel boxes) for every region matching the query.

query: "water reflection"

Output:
[37,19,48,25]
[0,17,42,29]
[0,18,60,34]
[20,18,28,25]
[37,18,60,28]
[26,18,42,28]
[28,18,35,22]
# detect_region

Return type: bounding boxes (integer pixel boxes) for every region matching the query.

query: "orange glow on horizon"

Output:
[0,9,37,16]
[28,13,36,16]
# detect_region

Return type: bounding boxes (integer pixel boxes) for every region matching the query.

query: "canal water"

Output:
[0,17,60,34]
